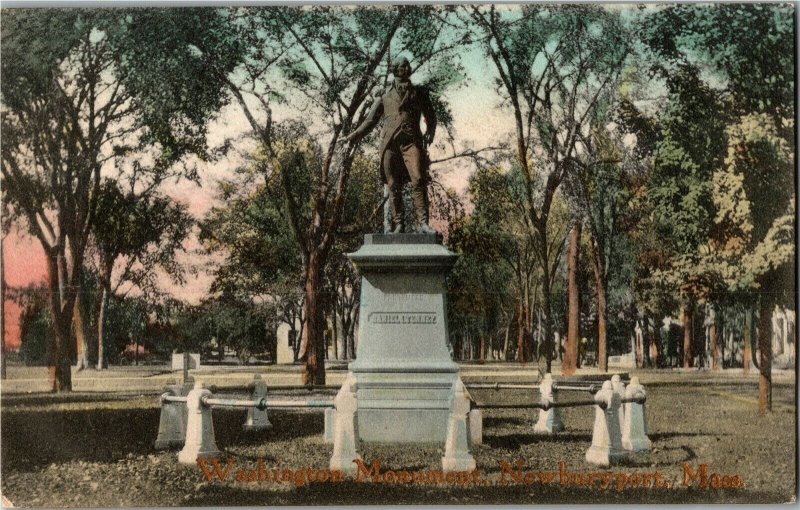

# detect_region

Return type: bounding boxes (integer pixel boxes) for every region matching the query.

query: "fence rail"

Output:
[155,374,652,473]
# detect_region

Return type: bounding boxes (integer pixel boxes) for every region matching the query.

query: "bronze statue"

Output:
[344,57,437,234]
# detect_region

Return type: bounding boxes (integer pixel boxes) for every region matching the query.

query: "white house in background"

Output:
[276,319,301,364]
[772,306,795,366]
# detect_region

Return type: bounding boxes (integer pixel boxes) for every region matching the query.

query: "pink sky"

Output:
[3,233,47,350]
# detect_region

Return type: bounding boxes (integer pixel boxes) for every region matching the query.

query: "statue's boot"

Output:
[389,186,405,234]
[412,182,437,234]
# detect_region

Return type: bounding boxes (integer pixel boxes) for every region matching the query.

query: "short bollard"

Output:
[622,377,651,452]
[329,374,361,475]
[611,374,626,434]
[585,380,626,467]
[469,409,483,446]
[323,407,336,444]
[178,382,220,465]
[154,385,186,449]
[243,375,272,432]
[442,379,477,472]
[534,373,564,434]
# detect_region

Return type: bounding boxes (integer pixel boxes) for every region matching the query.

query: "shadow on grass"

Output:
[184,480,784,505]
[1,404,322,473]
[0,393,153,408]
[483,416,528,428]
[484,432,594,449]
[649,431,727,441]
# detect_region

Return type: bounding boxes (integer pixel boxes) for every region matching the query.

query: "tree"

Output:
[89,180,193,369]
[671,3,793,414]
[563,222,581,374]
[465,5,630,371]
[1,9,239,390]
[626,65,727,368]
[200,128,382,364]
[448,165,518,362]
[709,115,793,412]
[214,6,464,384]
[642,4,794,405]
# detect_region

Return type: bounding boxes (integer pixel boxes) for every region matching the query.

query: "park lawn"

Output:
[0,380,795,506]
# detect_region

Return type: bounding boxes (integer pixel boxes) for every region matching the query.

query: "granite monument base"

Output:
[339,233,474,443]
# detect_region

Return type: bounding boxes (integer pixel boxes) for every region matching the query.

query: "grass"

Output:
[0,380,796,506]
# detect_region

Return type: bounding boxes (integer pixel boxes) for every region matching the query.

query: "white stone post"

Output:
[243,375,272,431]
[330,374,361,475]
[469,409,483,446]
[154,385,186,449]
[178,382,220,465]
[611,374,626,434]
[783,308,794,359]
[534,373,564,434]
[622,377,651,452]
[323,407,336,444]
[585,380,626,467]
[442,379,477,472]
[179,378,193,433]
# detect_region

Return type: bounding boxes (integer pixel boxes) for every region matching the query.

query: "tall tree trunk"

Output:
[709,310,720,371]
[541,277,553,372]
[290,309,300,362]
[743,307,752,374]
[682,305,694,368]
[516,301,527,363]
[595,284,608,372]
[331,309,339,361]
[564,224,580,375]
[649,316,661,368]
[588,240,607,372]
[503,323,511,361]
[634,320,643,368]
[73,293,89,370]
[301,253,326,385]
[96,286,108,370]
[341,310,350,360]
[95,258,113,370]
[757,297,772,415]
[46,253,72,392]
[347,308,357,360]
[49,319,73,392]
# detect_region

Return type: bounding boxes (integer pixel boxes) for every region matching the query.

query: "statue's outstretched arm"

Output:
[347,98,384,142]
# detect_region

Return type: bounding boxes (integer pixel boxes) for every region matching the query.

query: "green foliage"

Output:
[174,296,275,364]
[93,180,193,295]
[2,8,240,162]
[448,166,515,352]
[200,123,319,298]
[643,3,794,126]
[16,284,52,366]
[109,8,242,160]
[710,114,795,301]
[637,4,795,312]
[648,66,726,255]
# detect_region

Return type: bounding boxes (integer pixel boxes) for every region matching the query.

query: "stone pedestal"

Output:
[341,233,466,443]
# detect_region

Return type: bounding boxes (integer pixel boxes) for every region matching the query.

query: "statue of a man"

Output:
[344,56,437,234]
